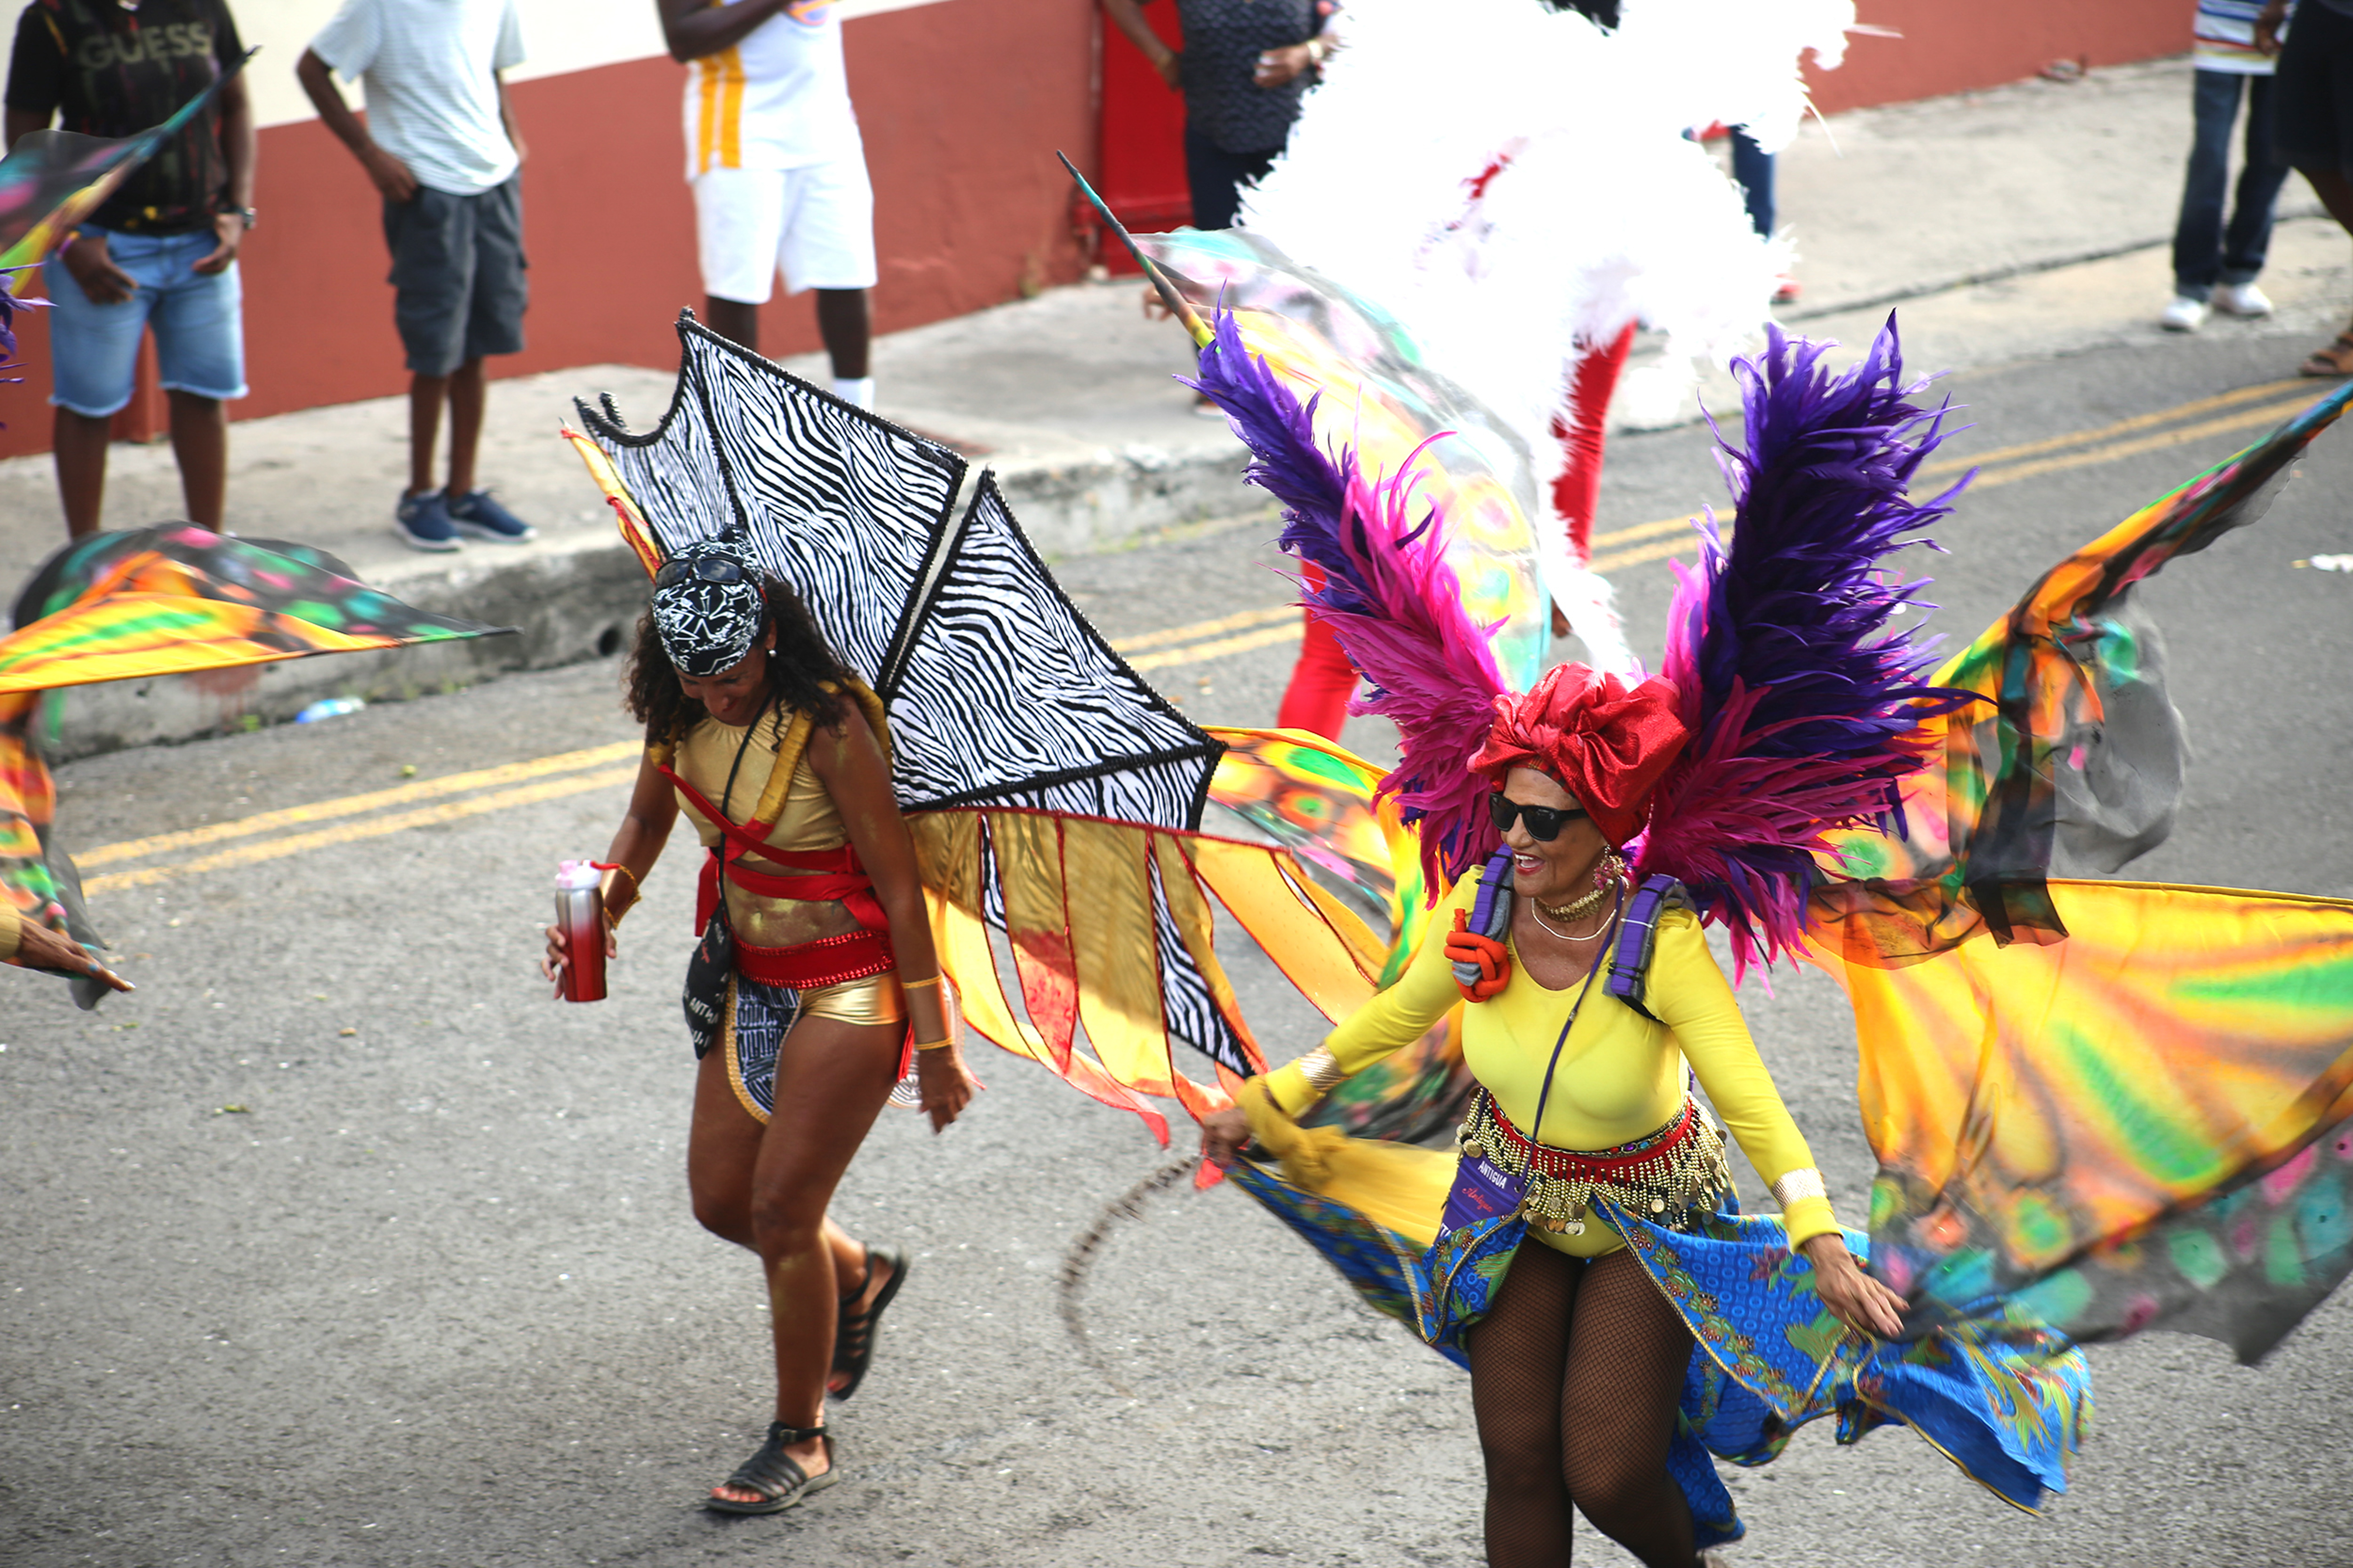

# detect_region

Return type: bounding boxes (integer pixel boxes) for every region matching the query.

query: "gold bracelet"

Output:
[900,974,943,992]
[1771,1167,1828,1209]
[1296,1044,1347,1096]
[913,1036,953,1052]
[600,866,639,928]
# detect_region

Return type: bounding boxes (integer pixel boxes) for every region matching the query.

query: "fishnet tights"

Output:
[1468,1242,1698,1568]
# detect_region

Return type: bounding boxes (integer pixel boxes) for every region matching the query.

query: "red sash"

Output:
[730,927,898,990]
[660,763,894,947]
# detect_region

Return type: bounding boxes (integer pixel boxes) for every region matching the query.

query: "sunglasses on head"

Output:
[1489,792,1589,842]
[653,553,752,590]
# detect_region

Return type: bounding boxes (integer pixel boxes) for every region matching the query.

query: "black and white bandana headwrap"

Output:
[651,539,768,677]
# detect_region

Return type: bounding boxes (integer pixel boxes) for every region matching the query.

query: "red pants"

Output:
[1549,323,1636,565]
[1278,560,1357,738]
[1276,325,1636,740]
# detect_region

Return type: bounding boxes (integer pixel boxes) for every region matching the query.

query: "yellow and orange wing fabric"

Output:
[0,527,508,695]
[1207,726,1479,1144]
[1804,384,2353,1362]
[1809,880,2353,1364]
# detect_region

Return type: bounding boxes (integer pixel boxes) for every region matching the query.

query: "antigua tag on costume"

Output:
[1440,1147,1528,1235]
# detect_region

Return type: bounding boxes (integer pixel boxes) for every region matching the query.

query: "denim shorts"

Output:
[383,177,528,377]
[44,226,247,417]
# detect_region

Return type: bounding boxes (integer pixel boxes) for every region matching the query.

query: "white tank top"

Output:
[681,0,862,176]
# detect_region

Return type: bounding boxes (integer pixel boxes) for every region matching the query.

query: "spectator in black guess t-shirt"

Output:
[3,0,254,539]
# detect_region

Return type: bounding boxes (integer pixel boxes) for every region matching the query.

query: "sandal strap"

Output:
[722,1422,828,1500]
[838,1244,873,1304]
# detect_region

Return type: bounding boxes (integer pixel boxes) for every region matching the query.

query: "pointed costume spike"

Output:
[1056,151,1213,347]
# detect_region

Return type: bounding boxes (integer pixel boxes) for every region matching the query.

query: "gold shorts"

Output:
[800,970,907,1027]
[722,971,909,1124]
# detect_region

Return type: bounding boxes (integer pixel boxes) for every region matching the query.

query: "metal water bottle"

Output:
[555,860,608,1002]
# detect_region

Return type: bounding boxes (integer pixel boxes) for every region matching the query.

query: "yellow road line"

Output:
[1590,530,1732,575]
[82,767,641,897]
[1590,513,1721,552]
[1111,602,1298,655]
[76,378,2311,893]
[1591,385,2315,569]
[1962,395,2313,491]
[1914,377,2305,480]
[77,741,644,868]
[1127,621,1301,672]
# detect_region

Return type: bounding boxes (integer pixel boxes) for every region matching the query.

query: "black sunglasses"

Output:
[653,554,752,590]
[1489,792,1588,842]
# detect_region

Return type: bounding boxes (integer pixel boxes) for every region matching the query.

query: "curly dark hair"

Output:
[625,573,854,744]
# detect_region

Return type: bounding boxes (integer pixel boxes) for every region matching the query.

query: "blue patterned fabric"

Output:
[724,975,803,1121]
[1230,1160,2092,1538]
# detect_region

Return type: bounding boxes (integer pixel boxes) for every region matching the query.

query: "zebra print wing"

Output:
[573,316,965,697]
[569,316,1315,1142]
[891,474,1220,823]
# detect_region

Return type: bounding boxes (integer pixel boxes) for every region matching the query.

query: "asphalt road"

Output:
[4,326,2350,1568]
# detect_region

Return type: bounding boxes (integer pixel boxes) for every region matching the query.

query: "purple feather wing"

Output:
[1642,318,1977,977]
[1188,312,1513,893]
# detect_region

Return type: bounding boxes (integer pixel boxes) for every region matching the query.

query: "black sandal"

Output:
[704,1422,838,1515]
[829,1246,908,1403]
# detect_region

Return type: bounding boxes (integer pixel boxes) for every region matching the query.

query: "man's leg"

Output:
[52,409,111,539]
[147,226,247,531]
[814,288,868,380]
[443,357,486,498]
[696,166,782,357]
[166,392,227,531]
[704,295,762,355]
[2221,73,2295,284]
[1729,125,1775,238]
[408,371,448,497]
[41,233,152,539]
[2173,70,2241,299]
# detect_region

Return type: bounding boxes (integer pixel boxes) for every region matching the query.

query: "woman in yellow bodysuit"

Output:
[1201,671,1906,1568]
[545,538,976,1515]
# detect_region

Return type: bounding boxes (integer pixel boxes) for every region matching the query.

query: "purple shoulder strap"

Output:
[1448,847,1518,993]
[1604,874,1691,1022]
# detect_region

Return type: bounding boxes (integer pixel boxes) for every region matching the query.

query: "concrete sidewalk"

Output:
[4,54,2345,757]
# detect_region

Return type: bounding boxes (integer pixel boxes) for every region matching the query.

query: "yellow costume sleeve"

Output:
[0,902,19,961]
[1646,911,1838,1248]
[1261,874,1481,1117]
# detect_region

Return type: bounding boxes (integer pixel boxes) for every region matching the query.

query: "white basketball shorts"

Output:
[693,157,878,304]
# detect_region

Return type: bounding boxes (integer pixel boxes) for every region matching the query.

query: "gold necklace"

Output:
[1534,881,1610,922]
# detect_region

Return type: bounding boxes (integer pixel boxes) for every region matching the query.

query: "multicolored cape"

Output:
[0,50,250,278]
[0,527,512,1000]
[1806,379,2353,1365]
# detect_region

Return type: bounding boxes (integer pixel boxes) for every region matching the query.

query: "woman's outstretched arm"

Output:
[809,704,976,1133]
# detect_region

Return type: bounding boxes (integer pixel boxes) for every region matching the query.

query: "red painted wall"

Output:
[0,0,1096,458]
[1813,0,2193,114]
[0,0,2192,461]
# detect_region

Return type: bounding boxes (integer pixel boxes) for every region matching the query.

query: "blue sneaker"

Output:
[395,489,463,552]
[448,488,538,543]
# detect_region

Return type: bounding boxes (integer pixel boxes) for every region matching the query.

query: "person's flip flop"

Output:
[828,1246,908,1403]
[2300,333,2353,378]
[704,1423,838,1516]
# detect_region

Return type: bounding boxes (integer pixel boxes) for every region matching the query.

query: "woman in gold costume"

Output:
[546,537,975,1514]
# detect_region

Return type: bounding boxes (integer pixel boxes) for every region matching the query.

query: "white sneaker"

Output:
[2214,281,2275,318]
[2161,295,2209,332]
